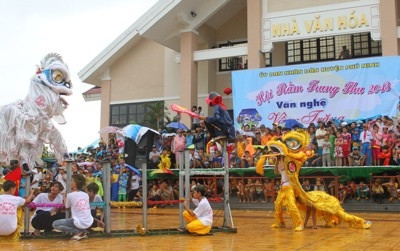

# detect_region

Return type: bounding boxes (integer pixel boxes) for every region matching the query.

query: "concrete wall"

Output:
[267,0,358,12]
[110,38,165,102]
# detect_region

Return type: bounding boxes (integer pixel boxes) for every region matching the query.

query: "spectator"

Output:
[302,179,312,192]
[315,121,327,157]
[148,145,160,169]
[148,184,161,202]
[118,166,130,202]
[193,125,206,151]
[334,132,343,167]
[338,45,351,59]
[245,179,255,203]
[128,171,140,201]
[314,179,326,192]
[348,147,365,166]
[360,123,373,166]
[371,124,382,166]
[371,180,384,204]
[240,151,254,168]
[211,150,223,168]
[263,179,275,202]
[356,181,370,200]
[378,145,391,166]
[160,181,174,201]
[306,142,322,167]
[237,180,245,203]
[31,182,65,236]
[382,177,399,202]
[172,129,186,168]
[86,183,105,229]
[341,127,351,166]
[321,134,332,167]
[55,166,67,195]
[338,183,347,204]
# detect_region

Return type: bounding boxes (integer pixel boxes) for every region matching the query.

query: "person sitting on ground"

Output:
[382,177,399,202]
[198,92,235,141]
[371,179,385,204]
[31,182,65,236]
[314,178,326,192]
[160,181,174,201]
[53,174,94,241]
[356,181,370,200]
[338,182,347,204]
[86,182,105,229]
[0,180,34,240]
[181,185,213,235]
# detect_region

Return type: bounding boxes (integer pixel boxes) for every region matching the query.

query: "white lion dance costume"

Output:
[0,53,72,169]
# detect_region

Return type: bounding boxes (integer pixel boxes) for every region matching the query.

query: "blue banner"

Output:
[232,56,400,129]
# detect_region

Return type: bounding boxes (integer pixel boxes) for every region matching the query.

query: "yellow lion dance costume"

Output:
[256,129,371,230]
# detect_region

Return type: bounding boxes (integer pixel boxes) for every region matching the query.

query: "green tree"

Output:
[144,101,169,129]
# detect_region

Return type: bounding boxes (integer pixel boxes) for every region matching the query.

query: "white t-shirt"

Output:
[279,163,290,187]
[0,194,25,235]
[192,198,213,226]
[31,171,43,189]
[315,128,326,147]
[66,191,93,229]
[31,193,63,219]
[90,194,103,210]
[130,175,140,190]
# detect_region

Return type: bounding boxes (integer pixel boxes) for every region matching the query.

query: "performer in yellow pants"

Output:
[271,156,303,231]
[181,185,213,235]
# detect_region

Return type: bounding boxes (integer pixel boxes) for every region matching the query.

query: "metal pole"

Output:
[222,141,230,228]
[184,150,190,205]
[178,152,184,229]
[24,173,31,234]
[141,162,148,230]
[65,160,72,219]
[102,161,111,235]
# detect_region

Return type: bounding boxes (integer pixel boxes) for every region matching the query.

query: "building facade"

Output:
[79,0,400,132]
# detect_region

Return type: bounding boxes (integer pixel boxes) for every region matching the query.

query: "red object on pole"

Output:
[5,166,22,196]
[223,87,232,95]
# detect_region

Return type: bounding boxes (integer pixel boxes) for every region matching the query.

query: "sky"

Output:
[0,0,158,152]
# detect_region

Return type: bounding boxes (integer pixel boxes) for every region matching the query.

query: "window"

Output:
[110,101,164,128]
[286,33,381,65]
[287,37,335,64]
[218,41,272,71]
[352,33,382,57]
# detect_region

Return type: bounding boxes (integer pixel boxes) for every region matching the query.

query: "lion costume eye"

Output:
[285,138,301,151]
[51,70,64,83]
